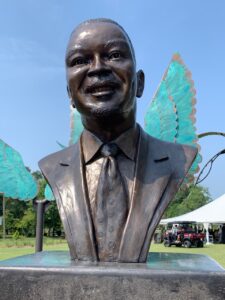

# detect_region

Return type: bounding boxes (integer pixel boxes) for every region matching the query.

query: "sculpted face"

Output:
[66,21,144,119]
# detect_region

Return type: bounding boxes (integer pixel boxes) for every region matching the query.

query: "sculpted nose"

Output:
[87,55,111,77]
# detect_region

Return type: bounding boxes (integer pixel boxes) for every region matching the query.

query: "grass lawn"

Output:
[0,238,68,261]
[0,238,225,268]
[150,243,225,268]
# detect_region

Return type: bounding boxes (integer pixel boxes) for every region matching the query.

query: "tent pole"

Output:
[204,222,210,244]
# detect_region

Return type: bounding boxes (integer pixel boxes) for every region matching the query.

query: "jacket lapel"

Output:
[55,141,97,261]
[119,128,172,262]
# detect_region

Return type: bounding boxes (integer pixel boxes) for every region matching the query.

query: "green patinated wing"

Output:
[145,53,202,180]
[145,80,177,142]
[44,184,55,201]
[69,106,84,145]
[0,139,38,200]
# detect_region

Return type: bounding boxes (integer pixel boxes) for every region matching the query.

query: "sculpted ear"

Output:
[136,70,145,98]
[67,85,76,108]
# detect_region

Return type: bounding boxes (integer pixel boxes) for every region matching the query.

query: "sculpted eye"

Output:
[71,57,89,66]
[108,52,122,60]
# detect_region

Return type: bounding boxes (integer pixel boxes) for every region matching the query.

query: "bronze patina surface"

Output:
[39,19,197,262]
[0,252,224,300]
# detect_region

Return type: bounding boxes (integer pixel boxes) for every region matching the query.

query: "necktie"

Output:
[93,143,128,261]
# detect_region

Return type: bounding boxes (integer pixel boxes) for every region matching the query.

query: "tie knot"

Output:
[101,143,119,157]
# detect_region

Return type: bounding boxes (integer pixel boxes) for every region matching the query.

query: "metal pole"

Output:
[195,149,225,185]
[35,199,49,252]
[2,195,5,239]
[198,131,225,139]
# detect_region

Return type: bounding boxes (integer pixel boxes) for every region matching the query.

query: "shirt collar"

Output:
[82,125,139,164]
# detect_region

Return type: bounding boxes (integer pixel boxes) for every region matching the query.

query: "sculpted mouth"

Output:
[85,82,119,97]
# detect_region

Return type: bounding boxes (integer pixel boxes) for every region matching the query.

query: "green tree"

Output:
[5,210,19,234]
[32,170,62,237]
[163,184,211,218]
[32,171,45,199]
[44,202,62,237]
[1,170,55,238]
[1,170,63,238]
[15,201,36,237]
[4,199,28,235]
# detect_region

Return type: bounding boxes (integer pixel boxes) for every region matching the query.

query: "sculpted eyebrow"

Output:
[65,40,130,64]
[104,40,129,49]
[65,47,85,63]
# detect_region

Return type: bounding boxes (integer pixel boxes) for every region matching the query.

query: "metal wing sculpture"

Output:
[69,107,84,146]
[44,183,55,201]
[144,53,202,181]
[0,139,38,200]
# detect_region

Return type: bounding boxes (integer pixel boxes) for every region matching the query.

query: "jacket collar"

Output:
[81,125,139,164]
[58,125,169,167]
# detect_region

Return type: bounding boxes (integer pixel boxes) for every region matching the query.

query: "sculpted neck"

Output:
[82,110,136,142]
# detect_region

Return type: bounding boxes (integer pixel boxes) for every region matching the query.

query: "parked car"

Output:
[163,221,205,248]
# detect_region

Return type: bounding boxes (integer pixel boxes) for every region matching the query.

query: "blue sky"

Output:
[0,0,224,199]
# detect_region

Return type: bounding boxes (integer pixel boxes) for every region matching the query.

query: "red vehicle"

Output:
[164,221,205,248]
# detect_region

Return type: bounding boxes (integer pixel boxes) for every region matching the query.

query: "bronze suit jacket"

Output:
[39,127,197,262]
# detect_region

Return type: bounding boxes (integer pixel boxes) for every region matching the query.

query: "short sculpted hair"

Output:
[70,18,136,63]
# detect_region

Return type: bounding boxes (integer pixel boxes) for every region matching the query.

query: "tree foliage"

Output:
[4,199,35,237]
[163,184,211,218]
[1,170,62,238]
[32,170,45,199]
[32,171,62,236]
[15,201,36,237]
[44,202,62,237]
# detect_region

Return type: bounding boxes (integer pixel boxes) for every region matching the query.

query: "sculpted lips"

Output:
[85,82,120,97]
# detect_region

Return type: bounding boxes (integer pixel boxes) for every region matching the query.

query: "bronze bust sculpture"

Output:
[39,19,197,263]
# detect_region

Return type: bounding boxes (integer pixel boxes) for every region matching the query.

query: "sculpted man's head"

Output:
[65,19,145,126]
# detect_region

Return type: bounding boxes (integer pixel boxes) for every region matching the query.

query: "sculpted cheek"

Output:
[130,78,137,98]
[68,69,86,94]
[124,64,136,83]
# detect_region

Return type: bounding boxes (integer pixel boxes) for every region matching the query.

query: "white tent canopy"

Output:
[160,193,225,243]
[160,193,225,225]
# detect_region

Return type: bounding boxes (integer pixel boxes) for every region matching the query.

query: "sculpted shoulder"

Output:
[38,143,78,177]
[143,130,198,179]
